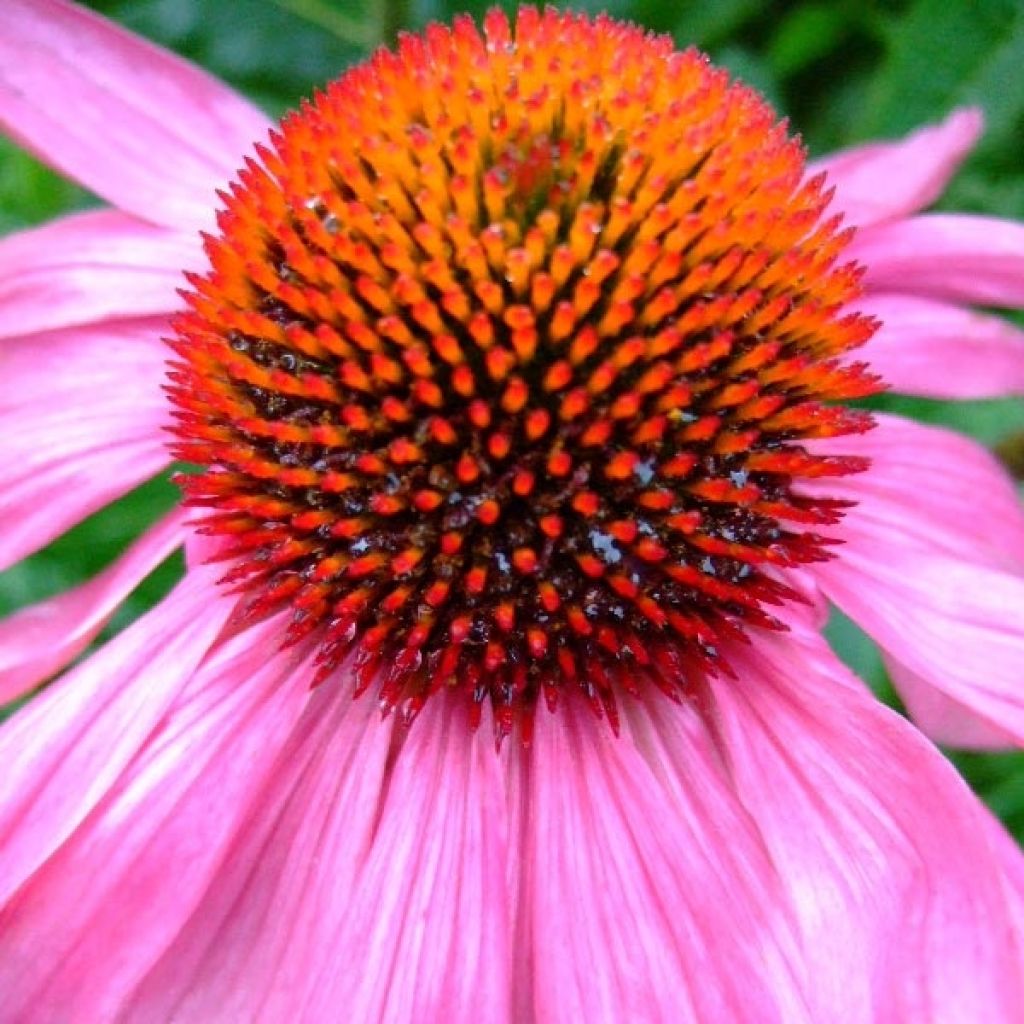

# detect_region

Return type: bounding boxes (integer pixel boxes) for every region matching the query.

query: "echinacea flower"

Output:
[1,2,1023,1020]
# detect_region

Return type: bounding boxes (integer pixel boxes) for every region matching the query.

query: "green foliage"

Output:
[1,0,1022,833]
[0,141,91,232]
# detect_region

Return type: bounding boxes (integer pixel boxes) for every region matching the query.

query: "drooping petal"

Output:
[0,567,235,911]
[984,809,1024,941]
[809,109,982,228]
[0,508,185,703]
[814,542,1024,749]
[885,659,1019,750]
[299,701,513,1024]
[0,318,171,570]
[852,214,1024,307]
[0,0,271,231]
[856,294,1024,399]
[115,695,513,1024]
[0,209,201,340]
[0,611,308,1022]
[807,415,1024,747]
[522,698,811,1023]
[120,687,398,1022]
[712,626,1024,1022]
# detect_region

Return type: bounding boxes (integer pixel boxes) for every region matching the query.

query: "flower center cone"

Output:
[168,7,880,744]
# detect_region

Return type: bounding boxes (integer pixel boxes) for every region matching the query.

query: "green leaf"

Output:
[769,2,851,77]
[825,608,890,696]
[713,46,785,111]
[858,0,1024,141]
[0,139,92,232]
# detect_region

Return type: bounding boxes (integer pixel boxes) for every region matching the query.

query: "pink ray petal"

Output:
[0,566,235,911]
[0,318,172,570]
[522,698,811,1023]
[0,0,271,231]
[122,694,811,1022]
[809,109,982,228]
[0,209,201,340]
[122,695,514,1023]
[885,658,1019,750]
[713,626,1024,1021]
[856,294,1024,399]
[58,686,513,1023]
[0,612,308,1022]
[852,214,1024,307]
[813,541,1024,749]
[806,415,1024,748]
[122,696,516,1024]
[0,508,185,703]
[299,701,513,1024]
[809,413,1024,571]
[121,687,396,1022]
[984,808,1024,940]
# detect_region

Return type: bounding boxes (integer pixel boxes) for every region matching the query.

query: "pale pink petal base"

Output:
[809,109,982,228]
[127,697,513,1024]
[521,698,811,1024]
[301,703,512,1024]
[0,0,271,231]
[121,690,399,1022]
[0,509,185,703]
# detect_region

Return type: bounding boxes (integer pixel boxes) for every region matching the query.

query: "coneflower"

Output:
[0,3,1022,1021]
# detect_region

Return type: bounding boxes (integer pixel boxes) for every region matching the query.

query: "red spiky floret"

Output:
[168,7,881,744]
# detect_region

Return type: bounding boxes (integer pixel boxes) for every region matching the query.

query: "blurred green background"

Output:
[1,0,1023,834]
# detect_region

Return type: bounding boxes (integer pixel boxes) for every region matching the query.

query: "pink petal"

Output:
[808,415,1024,747]
[0,209,201,340]
[856,294,1024,398]
[0,567,235,911]
[298,701,513,1024]
[885,659,1019,750]
[810,109,982,227]
[112,695,809,1021]
[713,626,1024,1021]
[814,541,1024,749]
[0,610,308,1022]
[84,690,511,1023]
[0,508,185,703]
[522,699,810,1022]
[121,688,398,1022]
[0,0,271,231]
[811,413,1024,571]
[985,809,1024,944]
[0,318,171,570]
[852,214,1024,307]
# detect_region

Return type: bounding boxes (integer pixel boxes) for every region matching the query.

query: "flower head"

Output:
[170,9,878,738]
